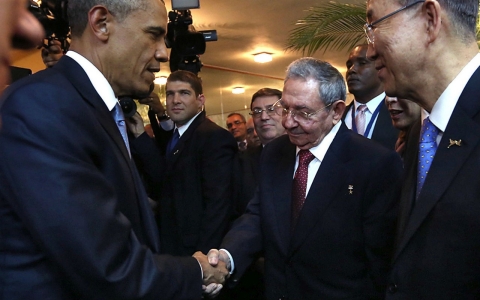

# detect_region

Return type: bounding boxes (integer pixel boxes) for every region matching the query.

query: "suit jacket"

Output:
[222,125,403,300]
[386,67,480,299]
[0,56,201,300]
[343,99,398,150]
[134,111,237,256]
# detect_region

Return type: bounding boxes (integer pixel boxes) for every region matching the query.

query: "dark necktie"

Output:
[291,150,315,228]
[167,128,180,155]
[416,117,439,199]
[112,102,131,157]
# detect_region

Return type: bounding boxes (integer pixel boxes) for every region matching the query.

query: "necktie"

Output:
[291,150,315,228]
[355,104,368,135]
[112,102,131,157]
[167,128,180,155]
[416,117,439,199]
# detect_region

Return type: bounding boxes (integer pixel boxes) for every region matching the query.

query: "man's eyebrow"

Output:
[366,9,373,21]
[146,26,167,35]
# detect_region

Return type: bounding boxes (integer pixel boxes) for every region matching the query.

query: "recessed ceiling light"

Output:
[232,87,245,94]
[253,52,273,63]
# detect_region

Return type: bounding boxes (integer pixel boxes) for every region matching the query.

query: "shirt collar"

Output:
[354,92,385,113]
[296,121,342,162]
[175,111,202,136]
[66,51,118,111]
[429,53,480,132]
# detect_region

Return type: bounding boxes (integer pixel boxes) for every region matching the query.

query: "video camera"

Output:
[166,0,217,75]
[28,0,70,53]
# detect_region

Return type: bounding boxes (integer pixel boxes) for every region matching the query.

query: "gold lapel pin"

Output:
[173,150,179,155]
[348,185,353,195]
[447,139,462,148]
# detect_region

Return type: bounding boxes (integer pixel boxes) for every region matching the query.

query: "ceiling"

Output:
[11,0,362,127]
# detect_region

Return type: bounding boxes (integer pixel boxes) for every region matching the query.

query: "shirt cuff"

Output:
[220,249,235,274]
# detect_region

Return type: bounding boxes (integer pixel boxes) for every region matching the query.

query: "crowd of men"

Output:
[1,0,479,299]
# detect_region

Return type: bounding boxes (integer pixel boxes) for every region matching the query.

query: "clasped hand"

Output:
[193,250,231,298]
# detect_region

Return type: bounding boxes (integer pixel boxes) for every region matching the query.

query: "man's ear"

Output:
[424,0,442,44]
[88,5,111,41]
[331,100,346,124]
[197,94,206,108]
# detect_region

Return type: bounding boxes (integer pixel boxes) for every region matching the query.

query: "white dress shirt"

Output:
[423,53,480,145]
[344,92,386,139]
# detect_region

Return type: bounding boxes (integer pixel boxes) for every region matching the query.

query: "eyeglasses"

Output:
[273,99,333,123]
[226,120,245,129]
[249,101,283,118]
[364,0,425,44]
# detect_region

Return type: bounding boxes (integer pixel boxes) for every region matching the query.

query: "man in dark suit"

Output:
[365,0,480,298]
[343,44,398,149]
[208,58,403,299]
[227,112,248,151]
[0,0,227,299]
[155,70,237,256]
[234,87,286,216]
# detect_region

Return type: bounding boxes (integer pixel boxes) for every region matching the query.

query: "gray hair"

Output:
[398,0,478,43]
[284,57,346,108]
[68,0,152,37]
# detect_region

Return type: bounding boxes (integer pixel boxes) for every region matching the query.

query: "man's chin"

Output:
[127,83,155,99]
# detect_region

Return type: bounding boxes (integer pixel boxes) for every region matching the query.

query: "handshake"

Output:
[193,249,232,298]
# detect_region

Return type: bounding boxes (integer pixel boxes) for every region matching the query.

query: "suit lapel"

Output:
[394,67,480,260]
[289,125,349,254]
[53,57,161,250]
[54,57,131,162]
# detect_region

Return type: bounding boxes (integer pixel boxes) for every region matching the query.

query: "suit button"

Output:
[388,283,398,293]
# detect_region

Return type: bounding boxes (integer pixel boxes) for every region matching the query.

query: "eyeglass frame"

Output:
[249,101,283,118]
[226,119,245,129]
[364,0,425,44]
[274,99,333,123]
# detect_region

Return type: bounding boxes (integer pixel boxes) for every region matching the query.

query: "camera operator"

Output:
[41,39,64,68]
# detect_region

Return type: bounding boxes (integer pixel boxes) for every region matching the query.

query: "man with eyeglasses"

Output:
[365,0,480,298]
[234,88,286,218]
[207,58,403,299]
[343,44,398,149]
[226,113,248,151]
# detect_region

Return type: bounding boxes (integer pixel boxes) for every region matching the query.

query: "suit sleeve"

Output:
[0,82,202,299]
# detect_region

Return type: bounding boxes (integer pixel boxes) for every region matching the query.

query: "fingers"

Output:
[207,249,220,266]
[203,283,223,298]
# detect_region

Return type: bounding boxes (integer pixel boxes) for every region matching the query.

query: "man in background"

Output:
[343,44,398,149]
[227,112,248,151]
[132,70,237,255]
[235,87,286,215]
[0,0,226,298]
